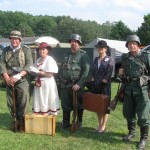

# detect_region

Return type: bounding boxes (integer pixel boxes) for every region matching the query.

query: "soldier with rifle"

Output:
[59,34,90,130]
[0,30,33,132]
[118,35,150,149]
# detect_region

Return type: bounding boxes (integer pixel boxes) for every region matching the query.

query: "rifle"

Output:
[70,91,79,133]
[12,86,17,132]
[109,82,125,111]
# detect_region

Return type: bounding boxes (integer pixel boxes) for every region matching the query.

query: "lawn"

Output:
[0,83,150,150]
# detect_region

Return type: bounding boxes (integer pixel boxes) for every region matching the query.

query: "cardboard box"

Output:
[83,92,109,113]
[25,113,56,136]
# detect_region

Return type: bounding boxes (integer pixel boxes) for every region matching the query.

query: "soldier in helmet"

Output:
[118,35,150,149]
[59,34,90,129]
[0,30,33,132]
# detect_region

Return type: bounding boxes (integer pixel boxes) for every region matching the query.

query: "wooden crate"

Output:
[83,92,109,113]
[25,113,56,136]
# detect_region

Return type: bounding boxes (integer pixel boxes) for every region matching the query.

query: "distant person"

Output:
[59,34,90,129]
[118,35,150,149]
[91,40,113,133]
[30,42,60,115]
[0,30,33,132]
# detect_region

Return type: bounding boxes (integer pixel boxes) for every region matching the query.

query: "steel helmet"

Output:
[69,34,82,44]
[9,30,22,41]
[125,35,141,47]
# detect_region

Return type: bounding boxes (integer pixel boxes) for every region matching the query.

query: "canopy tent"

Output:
[35,36,60,47]
[85,37,128,52]
[85,37,128,64]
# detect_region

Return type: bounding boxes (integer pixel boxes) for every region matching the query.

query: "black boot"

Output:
[122,121,136,141]
[78,109,83,128]
[62,111,70,129]
[137,126,149,149]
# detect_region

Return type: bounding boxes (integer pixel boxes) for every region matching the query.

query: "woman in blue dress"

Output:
[91,40,113,133]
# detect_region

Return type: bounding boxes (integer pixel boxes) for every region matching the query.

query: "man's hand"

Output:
[10,73,22,84]
[72,84,80,91]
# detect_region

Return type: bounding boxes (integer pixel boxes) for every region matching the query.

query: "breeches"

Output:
[6,80,30,121]
[60,87,84,112]
[123,84,150,126]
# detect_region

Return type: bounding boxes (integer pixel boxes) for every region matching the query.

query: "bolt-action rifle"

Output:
[70,91,79,133]
[109,82,125,111]
[12,86,17,132]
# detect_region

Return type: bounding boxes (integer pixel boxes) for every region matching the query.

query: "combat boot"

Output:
[62,111,70,129]
[122,121,136,142]
[137,126,149,149]
[78,109,83,128]
[19,119,25,133]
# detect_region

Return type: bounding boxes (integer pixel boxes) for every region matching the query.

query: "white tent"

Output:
[85,37,128,64]
[85,37,128,53]
[85,37,129,77]
[35,36,60,47]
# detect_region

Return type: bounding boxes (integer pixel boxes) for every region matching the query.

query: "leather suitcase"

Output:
[83,92,109,113]
[25,113,56,136]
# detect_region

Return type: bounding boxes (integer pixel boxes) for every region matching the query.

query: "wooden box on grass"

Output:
[25,113,56,136]
[83,92,109,114]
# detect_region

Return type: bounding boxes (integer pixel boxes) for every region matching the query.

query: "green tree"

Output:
[33,15,57,36]
[137,14,150,46]
[110,20,133,40]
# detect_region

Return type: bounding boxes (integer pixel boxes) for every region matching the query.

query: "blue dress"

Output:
[91,55,113,96]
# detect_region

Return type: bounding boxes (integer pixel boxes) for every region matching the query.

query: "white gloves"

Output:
[13,73,22,80]
[30,66,39,74]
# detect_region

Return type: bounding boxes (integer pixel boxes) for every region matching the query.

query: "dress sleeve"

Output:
[45,57,58,73]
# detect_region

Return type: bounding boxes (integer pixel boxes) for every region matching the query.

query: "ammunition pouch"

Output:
[139,75,150,87]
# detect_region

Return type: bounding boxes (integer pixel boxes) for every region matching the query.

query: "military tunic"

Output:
[0,45,33,122]
[122,51,150,126]
[60,49,90,111]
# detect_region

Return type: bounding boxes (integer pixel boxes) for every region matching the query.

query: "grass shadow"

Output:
[0,112,12,130]
[55,121,136,146]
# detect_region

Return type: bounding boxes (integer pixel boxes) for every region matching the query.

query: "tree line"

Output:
[0,10,150,46]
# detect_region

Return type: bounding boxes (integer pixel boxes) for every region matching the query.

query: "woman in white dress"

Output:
[30,42,60,115]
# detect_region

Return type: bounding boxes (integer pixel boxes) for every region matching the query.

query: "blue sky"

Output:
[0,0,150,30]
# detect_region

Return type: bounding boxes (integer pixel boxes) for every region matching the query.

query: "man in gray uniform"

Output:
[119,35,150,149]
[0,30,33,132]
[59,34,90,129]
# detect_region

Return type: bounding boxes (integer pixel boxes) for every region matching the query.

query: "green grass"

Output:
[0,83,150,150]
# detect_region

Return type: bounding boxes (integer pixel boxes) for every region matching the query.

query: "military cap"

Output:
[9,30,22,41]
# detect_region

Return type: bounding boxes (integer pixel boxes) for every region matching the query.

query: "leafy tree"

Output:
[137,14,150,46]
[33,15,57,36]
[110,20,133,41]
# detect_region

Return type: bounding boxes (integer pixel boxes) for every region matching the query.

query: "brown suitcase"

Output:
[83,92,109,113]
[25,113,56,136]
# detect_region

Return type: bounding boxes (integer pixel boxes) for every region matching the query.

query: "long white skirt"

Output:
[32,77,60,115]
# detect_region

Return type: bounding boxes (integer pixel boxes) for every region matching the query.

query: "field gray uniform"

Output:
[60,48,90,128]
[121,48,150,149]
[0,45,33,124]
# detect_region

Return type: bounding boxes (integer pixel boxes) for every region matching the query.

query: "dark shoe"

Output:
[122,133,135,141]
[12,120,20,132]
[78,122,82,129]
[97,129,106,134]
[137,139,147,149]
[19,120,25,133]
[61,121,70,129]
[19,124,25,133]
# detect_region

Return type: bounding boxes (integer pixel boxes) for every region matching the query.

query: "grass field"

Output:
[0,83,150,150]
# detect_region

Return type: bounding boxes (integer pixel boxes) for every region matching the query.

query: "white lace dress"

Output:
[32,56,60,115]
